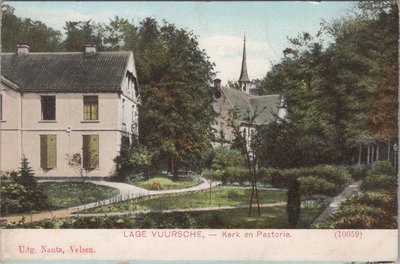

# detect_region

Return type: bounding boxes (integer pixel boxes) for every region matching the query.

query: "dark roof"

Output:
[238,37,250,83]
[1,52,132,92]
[220,86,280,125]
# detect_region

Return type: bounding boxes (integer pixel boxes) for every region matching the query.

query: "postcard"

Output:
[0,1,398,263]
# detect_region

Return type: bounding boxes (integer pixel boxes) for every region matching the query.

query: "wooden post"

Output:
[358,143,362,166]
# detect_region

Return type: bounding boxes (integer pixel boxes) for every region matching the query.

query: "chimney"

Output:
[84,42,96,55]
[16,43,29,55]
[214,79,221,89]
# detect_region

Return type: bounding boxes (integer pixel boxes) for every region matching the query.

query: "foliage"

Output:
[1,157,49,215]
[114,146,152,181]
[362,160,397,192]
[366,160,396,177]
[321,191,397,229]
[133,177,201,191]
[258,3,398,166]
[39,182,120,209]
[319,161,397,229]
[1,4,62,52]
[201,167,248,186]
[2,206,324,229]
[84,188,286,214]
[348,165,370,181]
[66,153,84,177]
[210,147,245,170]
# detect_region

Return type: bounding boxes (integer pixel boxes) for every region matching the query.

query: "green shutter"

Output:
[83,135,90,169]
[40,135,47,169]
[40,135,57,169]
[47,135,57,168]
[90,135,99,169]
[83,135,99,169]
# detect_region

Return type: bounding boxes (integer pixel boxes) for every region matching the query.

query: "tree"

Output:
[12,156,49,213]
[134,19,215,177]
[63,20,103,51]
[1,4,62,52]
[257,2,398,167]
[114,145,152,181]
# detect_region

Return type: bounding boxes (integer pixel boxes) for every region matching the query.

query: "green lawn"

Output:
[132,177,202,190]
[85,187,287,213]
[39,182,120,209]
[5,206,324,229]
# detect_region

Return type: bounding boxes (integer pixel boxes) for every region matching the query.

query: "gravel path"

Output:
[1,177,220,224]
[312,180,362,226]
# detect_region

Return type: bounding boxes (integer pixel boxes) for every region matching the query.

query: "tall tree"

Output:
[1,4,62,52]
[63,20,103,51]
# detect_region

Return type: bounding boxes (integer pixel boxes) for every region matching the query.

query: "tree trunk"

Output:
[171,155,179,179]
[376,143,380,162]
[388,141,391,160]
[367,145,371,164]
[358,143,362,166]
[287,178,301,228]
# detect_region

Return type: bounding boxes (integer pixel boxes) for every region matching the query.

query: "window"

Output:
[83,135,99,169]
[40,135,57,169]
[41,96,56,120]
[83,96,98,121]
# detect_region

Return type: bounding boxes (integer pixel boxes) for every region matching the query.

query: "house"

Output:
[0,43,139,178]
[212,37,286,147]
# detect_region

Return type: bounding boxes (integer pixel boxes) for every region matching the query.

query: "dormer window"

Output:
[41,96,56,120]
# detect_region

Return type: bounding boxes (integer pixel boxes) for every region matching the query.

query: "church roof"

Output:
[238,37,250,83]
[1,51,133,93]
[220,86,280,126]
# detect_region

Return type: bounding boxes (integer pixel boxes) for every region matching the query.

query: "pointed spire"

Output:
[239,35,250,83]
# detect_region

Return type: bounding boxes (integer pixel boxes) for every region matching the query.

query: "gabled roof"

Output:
[220,86,280,126]
[1,52,133,93]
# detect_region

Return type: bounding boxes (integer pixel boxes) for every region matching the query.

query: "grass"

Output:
[5,206,325,229]
[39,182,120,209]
[85,187,287,213]
[132,177,202,190]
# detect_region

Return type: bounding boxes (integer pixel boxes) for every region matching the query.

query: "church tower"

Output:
[238,35,251,94]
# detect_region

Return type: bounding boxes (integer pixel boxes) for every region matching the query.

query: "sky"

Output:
[8,1,355,85]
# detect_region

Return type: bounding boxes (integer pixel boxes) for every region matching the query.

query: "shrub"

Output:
[362,174,397,192]
[257,168,280,186]
[298,176,337,196]
[367,160,396,178]
[150,181,162,190]
[348,165,370,181]
[1,157,49,215]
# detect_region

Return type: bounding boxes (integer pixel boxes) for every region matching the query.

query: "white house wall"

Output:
[0,84,22,172]
[0,90,127,178]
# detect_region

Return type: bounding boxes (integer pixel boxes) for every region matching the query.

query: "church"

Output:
[212,37,286,147]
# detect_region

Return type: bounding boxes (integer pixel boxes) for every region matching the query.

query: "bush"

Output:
[362,174,397,192]
[348,165,370,181]
[1,157,49,215]
[367,160,396,178]
[257,168,280,186]
[298,176,337,196]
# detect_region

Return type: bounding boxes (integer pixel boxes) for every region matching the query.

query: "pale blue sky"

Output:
[7,1,355,84]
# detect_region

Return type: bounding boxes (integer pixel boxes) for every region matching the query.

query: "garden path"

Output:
[1,177,220,224]
[312,180,362,226]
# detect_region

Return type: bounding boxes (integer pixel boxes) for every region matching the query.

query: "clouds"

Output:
[12,5,146,32]
[199,35,277,85]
